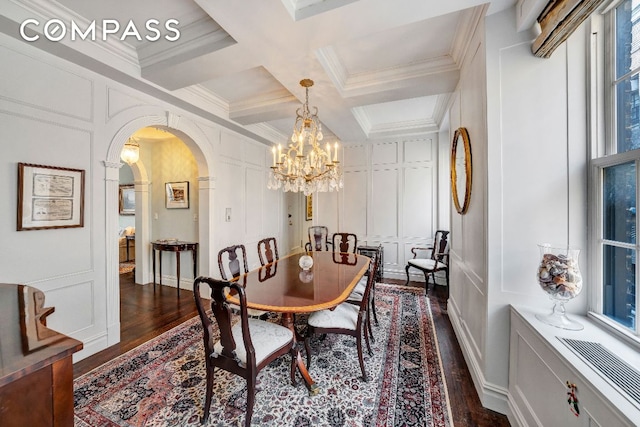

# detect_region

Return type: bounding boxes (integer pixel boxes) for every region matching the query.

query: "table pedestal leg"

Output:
[280,313,319,395]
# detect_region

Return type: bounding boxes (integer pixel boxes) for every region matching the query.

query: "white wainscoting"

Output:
[319,137,441,281]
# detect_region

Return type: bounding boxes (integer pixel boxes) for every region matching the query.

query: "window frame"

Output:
[589,0,640,345]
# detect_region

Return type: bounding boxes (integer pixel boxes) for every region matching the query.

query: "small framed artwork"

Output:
[305,194,313,220]
[119,185,135,215]
[17,162,85,231]
[165,181,190,209]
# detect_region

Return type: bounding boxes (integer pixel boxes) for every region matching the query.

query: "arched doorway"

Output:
[104,112,214,346]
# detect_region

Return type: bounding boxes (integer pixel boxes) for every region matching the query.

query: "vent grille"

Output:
[559,338,640,407]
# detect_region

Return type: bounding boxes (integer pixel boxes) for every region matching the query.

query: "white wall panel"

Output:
[245,167,263,239]
[371,168,398,237]
[46,281,94,334]
[372,142,398,165]
[244,141,265,167]
[0,45,93,121]
[107,87,147,120]
[0,113,93,282]
[343,144,367,168]
[218,130,244,161]
[403,166,433,238]
[404,138,433,163]
[341,170,367,236]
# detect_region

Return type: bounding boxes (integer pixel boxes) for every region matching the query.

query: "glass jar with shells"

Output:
[535,244,584,330]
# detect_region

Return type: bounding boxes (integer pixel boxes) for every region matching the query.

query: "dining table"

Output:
[229,250,370,395]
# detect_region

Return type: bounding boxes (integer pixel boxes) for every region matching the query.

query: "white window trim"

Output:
[588,3,640,346]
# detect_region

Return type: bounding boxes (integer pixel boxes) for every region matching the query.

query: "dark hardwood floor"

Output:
[73,271,509,426]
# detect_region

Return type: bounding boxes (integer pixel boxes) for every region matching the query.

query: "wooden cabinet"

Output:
[0,284,82,427]
[509,306,638,427]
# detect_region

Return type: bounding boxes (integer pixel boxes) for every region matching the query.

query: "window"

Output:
[592,0,639,338]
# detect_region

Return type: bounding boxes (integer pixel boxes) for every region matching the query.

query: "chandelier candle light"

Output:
[267,79,343,196]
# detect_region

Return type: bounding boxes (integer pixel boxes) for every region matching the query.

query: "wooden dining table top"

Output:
[230,251,370,314]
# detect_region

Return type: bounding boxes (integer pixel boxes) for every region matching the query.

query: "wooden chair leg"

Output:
[423,271,430,291]
[245,377,256,427]
[366,309,375,344]
[201,365,214,424]
[363,320,372,356]
[356,333,368,382]
[370,287,379,326]
[404,265,412,285]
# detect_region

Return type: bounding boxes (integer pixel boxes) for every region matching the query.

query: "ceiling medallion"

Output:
[267,79,343,196]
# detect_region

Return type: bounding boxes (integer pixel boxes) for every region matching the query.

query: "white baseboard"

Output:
[72,332,110,363]
[448,305,512,417]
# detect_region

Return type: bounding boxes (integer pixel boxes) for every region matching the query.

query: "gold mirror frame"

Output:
[451,127,472,214]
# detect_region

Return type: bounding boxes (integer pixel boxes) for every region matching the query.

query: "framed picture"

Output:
[165,181,189,209]
[305,194,313,220]
[119,185,135,215]
[17,162,85,231]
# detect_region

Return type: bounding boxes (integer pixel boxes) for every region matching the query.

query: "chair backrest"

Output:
[257,237,279,266]
[308,226,330,251]
[357,250,380,312]
[218,244,249,280]
[332,233,358,254]
[193,277,256,370]
[431,230,450,263]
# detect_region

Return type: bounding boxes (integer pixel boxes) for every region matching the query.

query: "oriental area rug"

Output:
[74,284,453,427]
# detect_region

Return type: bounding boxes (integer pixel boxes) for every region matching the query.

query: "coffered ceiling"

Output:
[3,0,524,144]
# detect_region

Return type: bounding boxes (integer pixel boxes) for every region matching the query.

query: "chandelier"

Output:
[267,79,343,196]
[120,137,140,165]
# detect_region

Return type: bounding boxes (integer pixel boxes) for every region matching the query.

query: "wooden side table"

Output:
[152,241,198,296]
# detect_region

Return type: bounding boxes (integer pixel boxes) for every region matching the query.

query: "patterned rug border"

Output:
[75,282,454,426]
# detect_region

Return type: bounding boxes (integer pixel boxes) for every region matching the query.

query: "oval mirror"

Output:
[451,127,472,214]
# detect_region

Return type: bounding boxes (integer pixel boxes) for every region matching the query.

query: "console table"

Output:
[152,240,198,296]
[0,283,83,427]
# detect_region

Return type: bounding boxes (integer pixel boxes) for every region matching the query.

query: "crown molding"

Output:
[138,17,235,69]
[318,44,458,98]
[175,85,229,118]
[450,5,487,67]
[244,123,288,144]
[8,0,140,71]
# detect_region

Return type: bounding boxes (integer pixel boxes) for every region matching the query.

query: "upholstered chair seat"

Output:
[407,258,447,271]
[213,318,293,365]
[307,303,359,331]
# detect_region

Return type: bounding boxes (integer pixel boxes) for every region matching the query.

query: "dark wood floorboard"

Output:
[73,272,510,426]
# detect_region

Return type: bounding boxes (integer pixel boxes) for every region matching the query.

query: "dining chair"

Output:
[304,251,380,381]
[305,226,332,252]
[349,244,382,340]
[218,244,267,318]
[193,276,297,426]
[257,237,279,266]
[332,232,358,254]
[404,230,450,293]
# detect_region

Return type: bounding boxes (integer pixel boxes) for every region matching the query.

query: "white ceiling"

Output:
[5,0,521,144]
